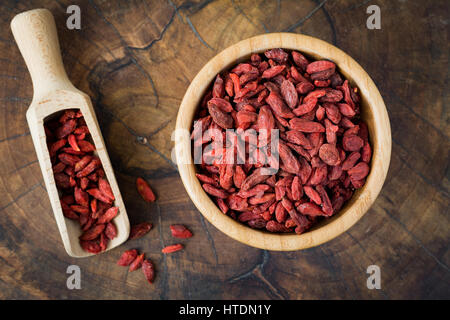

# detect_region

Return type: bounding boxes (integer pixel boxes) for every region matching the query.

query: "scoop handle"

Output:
[11,8,75,101]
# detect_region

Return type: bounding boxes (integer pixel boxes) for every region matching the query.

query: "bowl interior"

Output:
[175,33,391,251]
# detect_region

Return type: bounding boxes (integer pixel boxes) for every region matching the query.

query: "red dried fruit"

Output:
[265,48,288,64]
[266,91,294,119]
[312,69,336,82]
[208,104,234,129]
[67,134,80,152]
[306,60,336,74]
[291,176,303,200]
[105,222,117,240]
[59,110,76,123]
[74,155,92,172]
[117,249,138,266]
[279,142,300,174]
[99,233,108,252]
[342,135,364,151]
[170,224,193,239]
[77,140,95,152]
[249,193,275,205]
[129,253,145,272]
[136,177,156,202]
[74,187,89,207]
[227,194,248,211]
[285,130,312,149]
[54,173,70,189]
[162,244,184,254]
[129,222,153,240]
[233,165,246,188]
[142,259,155,284]
[97,207,119,224]
[247,218,267,229]
[266,220,291,233]
[319,143,340,166]
[208,97,233,113]
[342,152,361,170]
[61,194,75,205]
[237,184,271,198]
[52,162,66,174]
[195,173,218,186]
[315,185,333,216]
[202,183,228,199]
[309,165,328,185]
[236,110,257,125]
[347,162,370,180]
[99,178,115,202]
[297,202,327,217]
[304,186,322,205]
[55,119,77,139]
[292,98,317,116]
[58,153,80,166]
[275,202,287,223]
[280,79,298,109]
[80,240,101,254]
[240,168,270,191]
[212,74,225,98]
[216,198,229,214]
[361,141,372,163]
[289,118,325,132]
[49,139,67,157]
[71,205,89,215]
[338,103,356,118]
[76,158,100,178]
[296,81,315,94]
[292,51,309,70]
[87,188,113,204]
[61,201,79,220]
[79,224,106,241]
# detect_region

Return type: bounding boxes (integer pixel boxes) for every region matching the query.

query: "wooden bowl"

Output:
[175,33,391,251]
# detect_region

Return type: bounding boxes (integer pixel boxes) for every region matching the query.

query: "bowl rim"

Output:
[175,32,391,251]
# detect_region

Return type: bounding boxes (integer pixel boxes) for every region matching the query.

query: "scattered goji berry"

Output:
[136,177,156,202]
[170,225,193,239]
[162,244,184,254]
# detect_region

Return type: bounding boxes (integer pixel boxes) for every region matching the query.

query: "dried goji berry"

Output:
[170,224,193,239]
[97,207,119,224]
[117,249,138,266]
[129,253,145,272]
[129,222,153,240]
[105,222,117,240]
[79,224,105,241]
[162,244,184,254]
[142,259,155,284]
[136,177,156,202]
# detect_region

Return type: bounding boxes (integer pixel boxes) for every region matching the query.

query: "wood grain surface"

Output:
[0,0,448,299]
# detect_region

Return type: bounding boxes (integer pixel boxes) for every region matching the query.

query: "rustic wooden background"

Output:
[0,0,448,299]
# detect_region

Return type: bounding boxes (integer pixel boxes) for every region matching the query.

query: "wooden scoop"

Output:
[11,9,130,257]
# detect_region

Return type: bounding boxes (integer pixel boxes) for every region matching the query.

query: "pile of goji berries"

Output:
[192,48,372,234]
[46,109,119,253]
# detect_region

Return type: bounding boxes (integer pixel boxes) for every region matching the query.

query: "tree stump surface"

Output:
[0,0,448,299]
